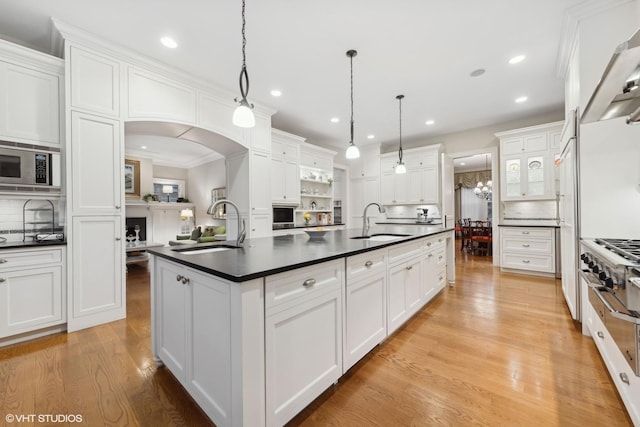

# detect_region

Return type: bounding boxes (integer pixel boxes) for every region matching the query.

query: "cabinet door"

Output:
[0,61,60,145]
[70,46,120,117]
[525,154,546,198]
[421,250,437,303]
[250,151,271,214]
[344,272,386,370]
[250,213,272,238]
[405,256,422,316]
[503,157,523,199]
[270,157,286,202]
[284,160,300,203]
[71,112,122,214]
[188,268,232,426]
[0,265,63,337]
[381,173,395,204]
[388,263,408,335]
[394,172,409,204]
[154,258,188,382]
[265,288,342,427]
[68,216,124,332]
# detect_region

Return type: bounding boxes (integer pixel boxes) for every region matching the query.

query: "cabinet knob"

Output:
[283,196,286,199]
[364,260,373,268]
[620,372,630,385]
[522,259,530,264]
[303,278,316,287]
[406,265,413,271]
[522,244,530,247]
[596,331,605,339]
[176,274,183,282]
[0,278,5,283]
[115,237,121,241]
[181,277,190,285]
[0,259,7,264]
[115,205,121,209]
[522,231,530,235]
[427,242,432,246]
[428,253,434,258]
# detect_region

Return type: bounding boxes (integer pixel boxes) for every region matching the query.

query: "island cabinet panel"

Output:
[387,255,422,335]
[265,259,344,427]
[344,248,388,371]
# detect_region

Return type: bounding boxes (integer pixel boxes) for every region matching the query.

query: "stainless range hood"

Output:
[582,27,640,124]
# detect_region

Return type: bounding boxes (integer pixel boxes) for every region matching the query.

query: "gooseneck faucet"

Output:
[207,199,246,246]
[362,202,386,236]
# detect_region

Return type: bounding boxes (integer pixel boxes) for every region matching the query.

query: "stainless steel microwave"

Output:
[0,145,60,189]
[272,206,295,229]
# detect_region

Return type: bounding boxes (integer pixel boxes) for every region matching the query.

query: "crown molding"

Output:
[556,0,635,78]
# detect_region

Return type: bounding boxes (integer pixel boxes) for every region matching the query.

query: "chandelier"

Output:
[474,154,492,200]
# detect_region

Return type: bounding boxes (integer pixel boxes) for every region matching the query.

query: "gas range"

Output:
[595,238,640,263]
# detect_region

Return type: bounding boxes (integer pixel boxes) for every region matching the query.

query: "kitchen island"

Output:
[148,225,454,427]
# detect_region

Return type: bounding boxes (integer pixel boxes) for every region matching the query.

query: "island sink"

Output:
[350,233,411,241]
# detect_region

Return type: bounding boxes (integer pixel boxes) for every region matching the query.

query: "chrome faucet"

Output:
[362,202,386,236]
[207,199,246,246]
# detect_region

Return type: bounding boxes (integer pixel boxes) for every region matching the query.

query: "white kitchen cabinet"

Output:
[250,151,272,237]
[387,240,423,335]
[69,215,124,332]
[500,227,556,275]
[70,111,122,215]
[0,56,62,146]
[380,146,440,205]
[497,122,563,201]
[271,130,301,205]
[349,176,380,227]
[153,257,234,427]
[69,45,120,117]
[344,249,387,371]
[265,259,343,427]
[421,236,446,303]
[350,145,380,179]
[300,149,332,171]
[127,67,197,123]
[0,247,66,340]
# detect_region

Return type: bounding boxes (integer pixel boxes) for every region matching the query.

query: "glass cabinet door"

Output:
[526,155,545,197]
[505,158,522,197]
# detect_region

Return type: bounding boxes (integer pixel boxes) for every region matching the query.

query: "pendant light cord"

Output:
[349,52,354,145]
[397,94,404,164]
[238,0,250,101]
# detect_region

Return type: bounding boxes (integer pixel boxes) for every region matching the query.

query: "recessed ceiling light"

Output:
[160,36,178,49]
[367,134,375,139]
[425,120,435,126]
[141,145,147,149]
[330,117,340,123]
[470,68,485,77]
[509,55,526,64]
[460,162,466,166]
[515,96,528,103]
[270,89,282,97]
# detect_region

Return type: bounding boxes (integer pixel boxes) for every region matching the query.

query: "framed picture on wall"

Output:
[124,159,140,198]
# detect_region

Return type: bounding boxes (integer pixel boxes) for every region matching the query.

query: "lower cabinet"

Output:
[154,257,233,427]
[388,255,422,335]
[344,248,387,371]
[500,226,556,275]
[265,259,343,427]
[0,246,66,340]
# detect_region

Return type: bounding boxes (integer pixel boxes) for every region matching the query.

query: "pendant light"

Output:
[395,94,406,174]
[232,0,255,128]
[345,49,360,159]
[473,154,492,199]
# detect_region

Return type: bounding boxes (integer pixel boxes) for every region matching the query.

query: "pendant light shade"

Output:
[345,49,360,159]
[395,94,406,174]
[233,0,255,128]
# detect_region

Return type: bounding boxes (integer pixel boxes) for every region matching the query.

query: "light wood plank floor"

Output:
[0,253,632,426]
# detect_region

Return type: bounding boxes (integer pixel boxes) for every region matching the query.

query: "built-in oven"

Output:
[0,143,60,190]
[272,206,295,229]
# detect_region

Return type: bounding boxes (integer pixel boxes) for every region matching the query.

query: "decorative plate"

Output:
[508,163,520,171]
[528,160,542,169]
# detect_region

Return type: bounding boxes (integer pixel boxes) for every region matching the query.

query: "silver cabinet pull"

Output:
[427,242,432,247]
[364,260,373,268]
[0,278,6,283]
[181,277,190,285]
[406,265,413,271]
[597,331,604,339]
[115,205,121,209]
[176,275,183,282]
[522,231,530,234]
[620,372,630,385]
[0,259,7,264]
[115,237,121,241]
[522,244,530,247]
[303,278,316,287]
[522,259,530,263]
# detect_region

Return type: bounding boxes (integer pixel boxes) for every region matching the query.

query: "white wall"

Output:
[187,158,227,225]
[578,2,640,239]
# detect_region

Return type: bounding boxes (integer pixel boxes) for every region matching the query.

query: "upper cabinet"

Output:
[496,122,563,201]
[380,145,440,205]
[70,46,120,118]
[271,129,303,205]
[0,40,63,146]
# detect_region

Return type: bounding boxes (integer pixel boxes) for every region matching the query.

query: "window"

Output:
[153,178,185,203]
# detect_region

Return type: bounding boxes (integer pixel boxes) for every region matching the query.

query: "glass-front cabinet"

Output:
[502,153,549,200]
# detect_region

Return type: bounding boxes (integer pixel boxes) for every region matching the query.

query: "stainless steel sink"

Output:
[172,244,240,255]
[351,233,411,241]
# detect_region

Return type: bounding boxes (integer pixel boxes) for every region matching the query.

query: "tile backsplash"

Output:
[0,198,65,242]
[502,200,556,220]
[384,204,440,220]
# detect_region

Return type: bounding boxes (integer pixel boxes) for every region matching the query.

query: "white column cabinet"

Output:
[0,247,66,340]
[69,46,120,117]
[344,249,387,371]
[271,131,301,205]
[265,259,343,427]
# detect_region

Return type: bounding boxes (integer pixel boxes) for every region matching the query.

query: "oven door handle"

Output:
[590,286,640,324]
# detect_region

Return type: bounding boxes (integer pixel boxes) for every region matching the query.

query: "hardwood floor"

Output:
[0,254,632,426]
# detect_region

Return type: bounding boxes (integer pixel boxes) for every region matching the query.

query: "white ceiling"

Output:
[0,0,587,166]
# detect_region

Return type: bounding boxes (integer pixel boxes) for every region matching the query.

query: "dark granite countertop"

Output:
[376,220,442,225]
[0,240,67,250]
[498,220,559,228]
[273,223,345,230]
[148,225,453,282]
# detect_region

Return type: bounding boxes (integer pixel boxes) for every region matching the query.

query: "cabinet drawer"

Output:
[266,259,343,312]
[501,253,554,272]
[0,247,63,270]
[435,248,446,267]
[423,235,445,251]
[388,240,422,265]
[501,227,553,239]
[436,267,447,290]
[347,249,387,281]
[501,237,553,254]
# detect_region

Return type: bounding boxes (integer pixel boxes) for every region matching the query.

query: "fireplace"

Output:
[125,217,147,241]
